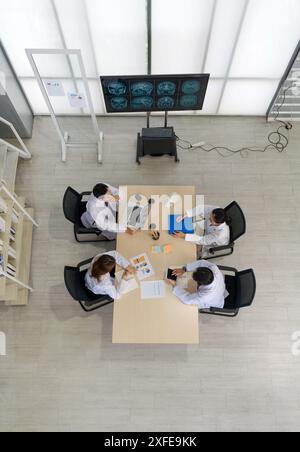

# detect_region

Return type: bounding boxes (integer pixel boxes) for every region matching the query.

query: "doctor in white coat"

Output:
[174,205,230,257]
[166,260,226,310]
[85,251,136,300]
[81,183,136,241]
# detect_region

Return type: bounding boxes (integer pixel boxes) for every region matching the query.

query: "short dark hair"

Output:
[212,208,227,225]
[93,183,109,198]
[193,267,214,286]
[92,254,116,280]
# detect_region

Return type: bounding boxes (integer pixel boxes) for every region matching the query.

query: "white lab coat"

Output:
[85,251,130,300]
[185,205,230,257]
[173,260,226,310]
[81,184,126,240]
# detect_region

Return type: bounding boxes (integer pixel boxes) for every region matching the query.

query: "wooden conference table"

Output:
[113,186,199,344]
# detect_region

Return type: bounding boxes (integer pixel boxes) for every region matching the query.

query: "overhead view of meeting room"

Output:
[1,0,300,434]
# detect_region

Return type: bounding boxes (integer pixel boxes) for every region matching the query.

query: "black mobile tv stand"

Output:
[136,112,180,165]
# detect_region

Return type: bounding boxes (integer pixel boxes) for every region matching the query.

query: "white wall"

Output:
[0,0,299,115]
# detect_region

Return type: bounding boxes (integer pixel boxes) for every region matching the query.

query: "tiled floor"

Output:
[1,115,300,432]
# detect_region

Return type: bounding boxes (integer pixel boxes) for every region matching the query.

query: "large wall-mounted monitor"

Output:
[100,74,210,113]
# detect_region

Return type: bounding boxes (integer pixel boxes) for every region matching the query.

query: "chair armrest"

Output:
[81,191,92,197]
[77,257,94,269]
[217,265,238,274]
[209,244,234,254]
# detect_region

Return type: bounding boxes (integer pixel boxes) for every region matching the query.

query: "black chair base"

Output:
[200,308,240,317]
[79,299,114,312]
[74,225,115,243]
[204,244,235,261]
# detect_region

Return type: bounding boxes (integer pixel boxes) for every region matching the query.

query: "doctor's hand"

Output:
[173,232,186,240]
[126,228,138,236]
[122,270,132,281]
[176,214,188,223]
[172,268,185,278]
[165,279,176,288]
[125,265,136,275]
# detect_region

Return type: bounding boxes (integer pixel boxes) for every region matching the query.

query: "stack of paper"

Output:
[115,271,138,294]
[140,281,166,300]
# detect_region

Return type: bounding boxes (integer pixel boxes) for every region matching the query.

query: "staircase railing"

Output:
[0,116,31,159]
[267,40,300,121]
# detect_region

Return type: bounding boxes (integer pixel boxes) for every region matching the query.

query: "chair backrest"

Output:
[64,266,92,302]
[63,187,82,226]
[235,269,256,309]
[225,201,246,243]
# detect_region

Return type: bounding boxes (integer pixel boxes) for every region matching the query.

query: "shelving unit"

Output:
[0,184,37,306]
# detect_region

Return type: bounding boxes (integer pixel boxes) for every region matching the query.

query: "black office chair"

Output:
[64,258,114,312]
[200,266,256,317]
[63,186,112,243]
[206,201,246,259]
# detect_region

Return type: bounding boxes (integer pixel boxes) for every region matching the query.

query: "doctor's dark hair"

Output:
[212,208,231,226]
[193,267,214,286]
[93,183,109,198]
[91,254,116,281]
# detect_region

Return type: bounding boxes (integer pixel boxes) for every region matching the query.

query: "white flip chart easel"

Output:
[26,48,104,163]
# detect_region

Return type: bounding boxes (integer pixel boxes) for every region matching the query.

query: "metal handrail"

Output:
[0,116,31,159]
[267,40,300,120]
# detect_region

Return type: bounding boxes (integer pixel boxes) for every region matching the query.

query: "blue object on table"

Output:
[169,215,195,235]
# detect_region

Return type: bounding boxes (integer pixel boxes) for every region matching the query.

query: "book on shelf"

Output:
[8,247,16,259]
[7,264,16,270]
[7,269,16,278]
[0,196,8,214]
[12,207,19,217]
[0,216,6,233]
[7,263,16,276]
[10,227,16,235]
[0,253,4,275]
[11,212,19,225]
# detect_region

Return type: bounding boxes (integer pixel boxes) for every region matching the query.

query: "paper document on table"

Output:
[141,281,166,300]
[130,253,155,281]
[115,271,139,294]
